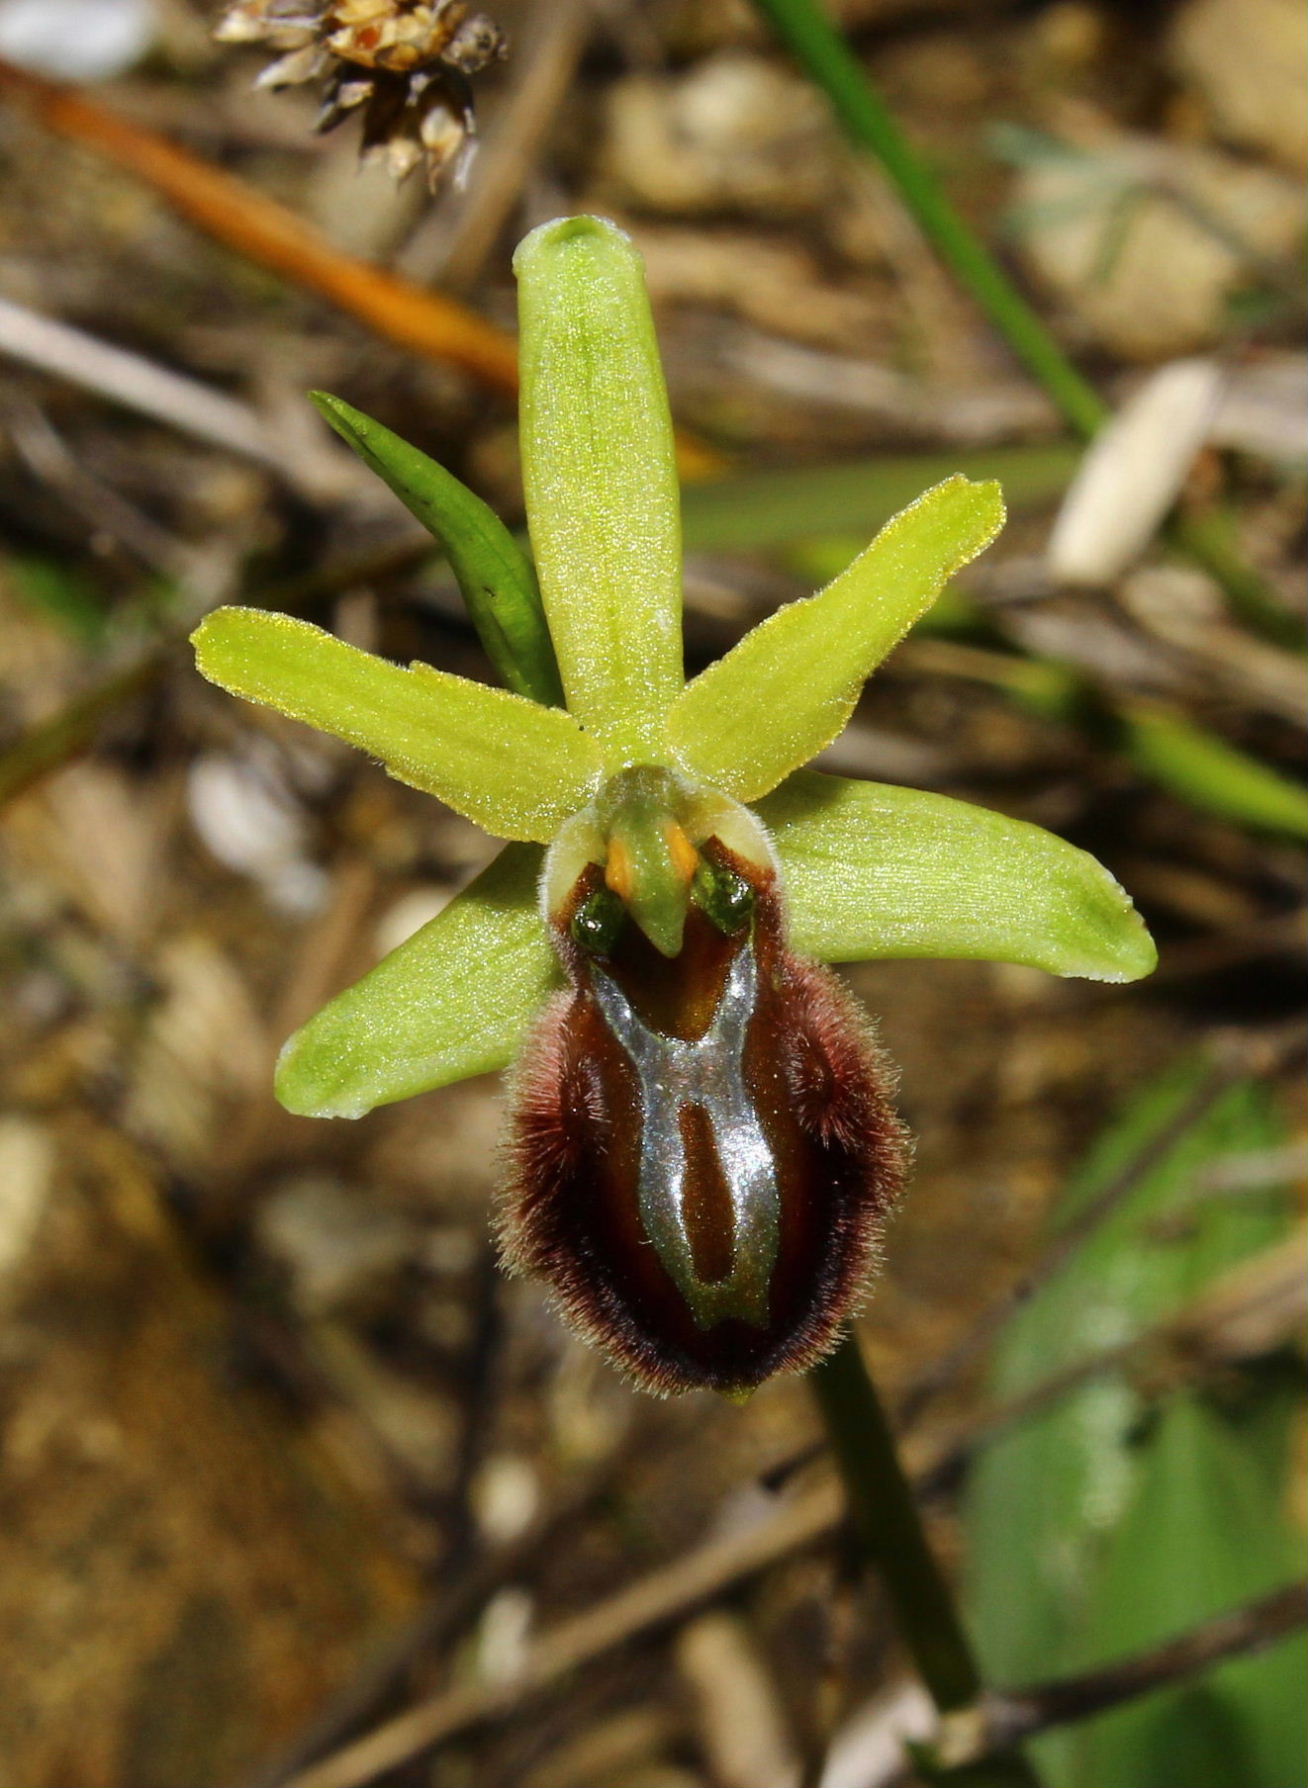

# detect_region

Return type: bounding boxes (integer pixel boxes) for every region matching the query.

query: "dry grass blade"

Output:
[0,294,357,501]
[1,294,279,465]
[280,1479,843,1788]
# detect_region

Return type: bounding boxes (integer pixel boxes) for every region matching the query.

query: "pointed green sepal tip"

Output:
[309,391,564,708]
[513,214,683,761]
[190,607,601,843]
[670,476,1006,803]
[275,844,557,1119]
[757,771,1157,983]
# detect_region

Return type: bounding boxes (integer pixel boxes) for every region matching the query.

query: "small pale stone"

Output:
[1013,120,1302,359]
[1171,0,1308,173]
[600,55,837,217]
[1048,359,1225,585]
[0,0,153,79]
[473,1455,540,1543]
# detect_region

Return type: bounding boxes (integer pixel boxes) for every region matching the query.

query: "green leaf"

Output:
[191,608,601,843]
[963,1061,1300,1788]
[668,476,1005,801]
[755,769,1156,981]
[1067,1392,1306,1788]
[310,392,564,708]
[514,216,683,761]
[276,843,558,1118]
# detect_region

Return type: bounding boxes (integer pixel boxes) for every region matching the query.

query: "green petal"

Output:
[276,844,557,1118]
[668,477,1004,801]
[514,216,682,761]
[192,608,601,843]
[311,392,564,708]
[757,770,1156,982]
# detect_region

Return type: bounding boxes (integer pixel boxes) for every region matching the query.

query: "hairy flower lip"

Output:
[499,837,910,1397]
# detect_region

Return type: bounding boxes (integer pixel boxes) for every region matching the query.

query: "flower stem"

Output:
[811,1331,1043,1786]
[750,0,1292,647]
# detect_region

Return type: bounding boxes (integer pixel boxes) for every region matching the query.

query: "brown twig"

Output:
[237,1440,640,1788]
[280,1477,844,1788]
[951,1580,1308,1763]
[269,1225,1304,1788]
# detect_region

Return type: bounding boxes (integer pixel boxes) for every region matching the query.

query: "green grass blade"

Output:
[669,477,1004,802]
[757,769,1155,980]
[749,0,1106,438]
[1068,1392,1306,1788]
[192,608,601,842]
[311,392,564,707]
[748,0,1290,645]
[514,217,683,760]
[275,844,557,1118]
[679,444,1077,556]
[1122,706,1308,840]
[9,554,110,647]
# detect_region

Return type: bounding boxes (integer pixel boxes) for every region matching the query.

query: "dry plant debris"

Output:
[0,0,1305,1782]
[217,0,507,186]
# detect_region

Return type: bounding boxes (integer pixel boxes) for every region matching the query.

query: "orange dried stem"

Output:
[0,60,724,477]
[0,60,520,392]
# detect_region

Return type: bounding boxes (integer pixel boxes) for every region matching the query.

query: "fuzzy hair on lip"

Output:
[497,858,909,1398]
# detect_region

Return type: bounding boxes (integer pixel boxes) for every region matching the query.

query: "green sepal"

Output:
[755,769,1156,981]
[275,843,558,1118]
[514,217,683,761]
[669,476,1004,802]
[191,608,601,843]
[311,392,564,708]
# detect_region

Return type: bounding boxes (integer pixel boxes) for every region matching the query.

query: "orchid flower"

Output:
[192,216,1154,1398]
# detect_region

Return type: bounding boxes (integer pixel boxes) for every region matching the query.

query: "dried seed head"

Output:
[214,0,507,189]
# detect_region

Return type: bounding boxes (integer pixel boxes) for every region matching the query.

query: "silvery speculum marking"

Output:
[589,943,779,1331]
